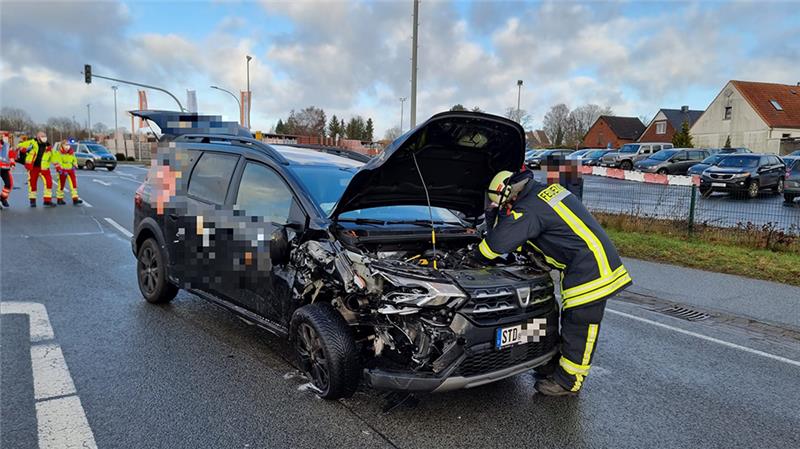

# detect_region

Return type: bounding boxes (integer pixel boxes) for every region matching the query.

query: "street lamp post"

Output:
[86,103,91,139]
[399,97,407,133]
[246,55,252,128]
[210,85,242,124]
[516,79,523,122]
[112,86,121,156]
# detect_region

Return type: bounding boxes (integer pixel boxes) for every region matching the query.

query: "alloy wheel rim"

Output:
[296,323,329,391]
[138,246,158,295]
[749,182,758,197]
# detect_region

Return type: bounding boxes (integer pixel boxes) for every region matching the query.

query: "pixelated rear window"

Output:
[188,152,238,204]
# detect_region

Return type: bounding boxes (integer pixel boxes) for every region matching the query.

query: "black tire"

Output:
[137,238,178,304]
[290,303,359,399]
[785,193,796,203]
[107,166,115,172]
[620,160,633,171]
[746,179,759,199]
[700,187,712,198]
[773,177,784,193]
[657,168,668,175]
[85,160,95,171]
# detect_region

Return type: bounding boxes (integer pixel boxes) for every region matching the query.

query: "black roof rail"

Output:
[283,143,372,163]
[175,134,289,164]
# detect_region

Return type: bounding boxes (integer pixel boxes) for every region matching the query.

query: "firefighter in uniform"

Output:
[19,132,55,207]
[53,141,83,205]
[470,169,632,396]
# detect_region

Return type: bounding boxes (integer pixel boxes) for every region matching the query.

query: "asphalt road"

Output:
[2,164,799,449]
[530,171,799,233]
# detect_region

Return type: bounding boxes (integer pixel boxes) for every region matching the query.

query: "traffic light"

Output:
[84,64,92,84]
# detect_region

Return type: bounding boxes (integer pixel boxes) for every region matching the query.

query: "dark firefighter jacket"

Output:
[477,180,632,309]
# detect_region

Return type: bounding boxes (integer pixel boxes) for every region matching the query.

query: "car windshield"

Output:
[649,150,678,161]
[289,165,462,223]
[86,144,110,154]
[619,144,639,153]
[717,156,759,168]
[586,150,606,158]
[702,154,725,164]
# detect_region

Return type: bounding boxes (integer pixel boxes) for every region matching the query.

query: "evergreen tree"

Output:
[671,120,694,148]
[275,119,285,134]
[365,118,374,141]
[724,135,731,148]
[450,104,466,111]
[328,114,341,138]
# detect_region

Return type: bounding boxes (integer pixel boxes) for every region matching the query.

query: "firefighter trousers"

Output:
[28,166,53,203]
[0,169,12,202]
[553,299,607,392]
[57,170,78,199]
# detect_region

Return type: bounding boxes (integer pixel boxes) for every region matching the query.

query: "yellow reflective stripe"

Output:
[562,265,627,300]
[571,374,584,392]
[582,324,599,366]
[552,202,611,276]
[564,272,632,309]
[478,239,501,260]
[527,241,566,269]
[510,210,523,220]
[559,356,590,376]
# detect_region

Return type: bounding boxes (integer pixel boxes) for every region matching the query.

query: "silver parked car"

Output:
[76,141,117,171]
[601,142,673,170]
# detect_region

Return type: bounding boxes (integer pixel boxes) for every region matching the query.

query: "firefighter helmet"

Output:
[487,170,514,205]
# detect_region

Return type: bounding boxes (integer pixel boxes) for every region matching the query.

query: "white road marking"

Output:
[607,308,800,368]
[92,179,111,186]
[104,217,133,238]
[1,302,98,449]
[81,199,93,208]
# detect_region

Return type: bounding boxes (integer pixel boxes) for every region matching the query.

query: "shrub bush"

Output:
[127,156,136,161]
[115,152,126,160]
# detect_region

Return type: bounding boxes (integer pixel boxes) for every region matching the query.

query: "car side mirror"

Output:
[269,226,291,265]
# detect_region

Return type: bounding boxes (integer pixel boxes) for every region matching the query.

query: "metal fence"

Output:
[580,176,800,248]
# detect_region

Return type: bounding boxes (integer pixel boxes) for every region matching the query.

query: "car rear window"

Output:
[188,152,238,204]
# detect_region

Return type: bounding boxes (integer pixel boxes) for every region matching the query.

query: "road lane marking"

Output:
[1,302,98,449]
[92,179,111,186]
[607,308,800,368]
[81,199,93,207]
[104,217,133,238]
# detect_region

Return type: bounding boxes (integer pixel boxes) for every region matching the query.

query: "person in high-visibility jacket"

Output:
[470,169,632,396]
[19,131,55,207]
[0,132,16,209]
[53,141,83,205]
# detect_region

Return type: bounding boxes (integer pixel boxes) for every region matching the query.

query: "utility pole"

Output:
[399,97,407,133]
[516,79,523,122]
[86,103,91,139]
[246,55,253,129]
[112,86,121,156]
[410,0,419,128]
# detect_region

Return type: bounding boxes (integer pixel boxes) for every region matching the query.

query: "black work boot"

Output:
[0,198,9,208]
[534,378,579,397]
[73,198,83,205]
[57,198,66,205]
[30,199,36,207]
[43,200,56,208]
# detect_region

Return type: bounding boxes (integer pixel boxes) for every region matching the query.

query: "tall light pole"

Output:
[410,0,419,128]
[210,85,242,124]
[516,79,523,122]
[86,103,91,139]
[399,97,407,133]
[246,55,252,129]
[112,86,120,154]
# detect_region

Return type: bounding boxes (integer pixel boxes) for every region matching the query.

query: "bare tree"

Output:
[505,107,532,129]
[284,106,327,136]
[543,104,571,146]
[638,114,651,127]
[565,104,613,146]
[0,107,35,132]
[93,122,109,134]
[383,126,402,141]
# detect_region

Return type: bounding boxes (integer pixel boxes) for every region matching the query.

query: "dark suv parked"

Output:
[131,111,558,399]
[700,154,785,198]
[634,148,709,175]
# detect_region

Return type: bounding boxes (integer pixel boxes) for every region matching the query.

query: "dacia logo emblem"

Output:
[516,287,531,307]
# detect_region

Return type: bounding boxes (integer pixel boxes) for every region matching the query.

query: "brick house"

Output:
[638,106,703,143]
[582,116,645,149]
[691,80,800,154]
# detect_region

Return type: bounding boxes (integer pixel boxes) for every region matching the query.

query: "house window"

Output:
[770,100,783,111]
[723,106,732,120]
[655,121,666,134]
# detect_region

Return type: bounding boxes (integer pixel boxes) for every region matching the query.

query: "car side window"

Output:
[235,162,294,224]
[78,144,89,153]
[187,152,239,204]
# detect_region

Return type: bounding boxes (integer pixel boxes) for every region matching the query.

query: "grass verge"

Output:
[606,228,800,287]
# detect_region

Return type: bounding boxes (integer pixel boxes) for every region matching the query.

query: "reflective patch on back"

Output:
[537,184,571,207]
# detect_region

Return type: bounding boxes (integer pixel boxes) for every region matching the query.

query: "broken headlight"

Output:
[377,272,467,314]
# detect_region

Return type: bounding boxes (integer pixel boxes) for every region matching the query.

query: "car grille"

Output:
[459,285,553,324]
[709,173,733,180]
[454,334,558,377]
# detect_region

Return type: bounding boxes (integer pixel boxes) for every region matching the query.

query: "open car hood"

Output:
[332,111,525,219]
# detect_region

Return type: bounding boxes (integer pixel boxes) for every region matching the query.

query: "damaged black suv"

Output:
[132,110,558,399]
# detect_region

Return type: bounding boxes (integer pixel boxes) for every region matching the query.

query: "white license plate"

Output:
[711,182,726,187]
[496,324,524,349]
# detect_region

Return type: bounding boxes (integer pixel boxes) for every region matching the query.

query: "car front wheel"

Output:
[291,303,359,399]
[620,160,633,170]
[85,160,95,170]
[107,166,115,172]
[137,238,178,304]
[773,178,784,193]
[657,168,668,175]
[747,180,760,199]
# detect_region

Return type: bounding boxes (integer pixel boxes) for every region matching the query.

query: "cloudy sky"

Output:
[1,0,798,137]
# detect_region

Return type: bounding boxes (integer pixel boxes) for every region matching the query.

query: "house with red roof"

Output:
[691,80,800,155]
[582,116,645,149]
[638,106,704,143]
